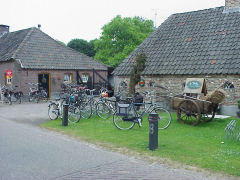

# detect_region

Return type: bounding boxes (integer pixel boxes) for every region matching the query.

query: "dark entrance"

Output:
[76,69,112,96]
[38,73,50,98]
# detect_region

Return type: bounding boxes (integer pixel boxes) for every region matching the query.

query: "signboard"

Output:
[139,79,145,87]
[187,80,202,89]
[183,78,207,95]
[6,70,13,78]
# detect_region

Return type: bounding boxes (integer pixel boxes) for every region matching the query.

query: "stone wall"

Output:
[114,74,240,105]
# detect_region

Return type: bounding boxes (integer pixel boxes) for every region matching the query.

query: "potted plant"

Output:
[237,100,240,118]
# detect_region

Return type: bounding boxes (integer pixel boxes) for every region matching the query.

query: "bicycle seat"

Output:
[143,91,150,95]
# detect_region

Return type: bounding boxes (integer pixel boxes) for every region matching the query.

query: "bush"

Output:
[238,100,240,109]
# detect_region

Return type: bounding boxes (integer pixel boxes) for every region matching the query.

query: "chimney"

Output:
[0,25,9,37]
[224,0,240,13]
[38,24,41,29]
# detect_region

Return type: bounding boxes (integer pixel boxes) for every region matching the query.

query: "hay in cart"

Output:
[201,89,226,104]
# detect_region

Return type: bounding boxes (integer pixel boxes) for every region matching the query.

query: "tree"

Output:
[94,15,154,67]
[67,39,96,57]
[129,52,147,95]
[56,40,66,46]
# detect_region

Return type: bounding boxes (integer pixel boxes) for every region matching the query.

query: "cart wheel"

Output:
[201,104,218,122]
[177,99,201,126]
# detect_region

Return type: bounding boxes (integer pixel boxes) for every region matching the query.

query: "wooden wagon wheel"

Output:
[201,104,218,122]
[177,99,201,126]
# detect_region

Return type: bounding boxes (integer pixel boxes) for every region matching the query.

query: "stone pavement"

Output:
[52,156,237,180]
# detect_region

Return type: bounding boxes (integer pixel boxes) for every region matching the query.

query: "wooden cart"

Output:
[171,78,218,126]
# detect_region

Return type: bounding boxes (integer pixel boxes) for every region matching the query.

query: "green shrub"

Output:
[238,100,240,109]
[129,52,146,95]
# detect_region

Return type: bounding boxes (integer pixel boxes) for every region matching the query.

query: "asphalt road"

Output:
[0,102,239,180]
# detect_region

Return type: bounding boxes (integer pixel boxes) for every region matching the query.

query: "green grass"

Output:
[40,114,240,176]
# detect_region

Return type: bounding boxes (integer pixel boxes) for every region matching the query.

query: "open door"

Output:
[38,73,50,98]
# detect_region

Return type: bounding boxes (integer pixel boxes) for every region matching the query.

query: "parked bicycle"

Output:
[48,96,81,123]
[27,83,48,103]
[1,85,23,105]
[78,89,96,119]
[96,91,121,119]
[113,91,172,130]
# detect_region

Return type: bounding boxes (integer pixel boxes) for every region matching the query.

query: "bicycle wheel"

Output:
[7,95,12,105]
[42,90,48,102]
[96,101,111,119]
[68,105,81,123]
[79,102,92,119]
[113,106,135,130]
[48,103,59,120]
[151,107,172,130]
[59,92,67,99]
[35,95,40,103]
[18,97,22,104]
[29,95,34,102]
[16,92,22,104]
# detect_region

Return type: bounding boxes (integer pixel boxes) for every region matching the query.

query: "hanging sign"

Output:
[6,70,13,78]
[139,79,145,87]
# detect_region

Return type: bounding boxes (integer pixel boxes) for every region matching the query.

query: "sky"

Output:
[1,0,224,44]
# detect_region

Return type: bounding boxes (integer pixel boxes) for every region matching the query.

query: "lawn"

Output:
[40,113,240,176]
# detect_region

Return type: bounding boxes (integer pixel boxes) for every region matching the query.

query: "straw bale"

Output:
[205,89,226,104]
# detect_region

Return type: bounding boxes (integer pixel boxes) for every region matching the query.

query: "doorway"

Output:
[38,73,50,98]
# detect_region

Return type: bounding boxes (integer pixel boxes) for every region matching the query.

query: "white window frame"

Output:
[64,73,72,83]
[81,74,89,83]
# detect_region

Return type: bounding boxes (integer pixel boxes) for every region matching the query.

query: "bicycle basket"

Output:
[101,92,108,97]
[117,103,130,116]
[70,95,76,103]
[134,95,143,106]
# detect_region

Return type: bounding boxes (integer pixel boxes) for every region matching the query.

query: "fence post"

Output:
[148,113,158,150]
[62,103,69,126]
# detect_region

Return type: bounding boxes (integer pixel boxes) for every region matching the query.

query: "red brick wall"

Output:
[20,69,107,95]
[0,60,21,89]
[0,61,107,97]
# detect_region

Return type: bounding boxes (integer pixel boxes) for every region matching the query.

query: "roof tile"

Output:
[114,6,240,75]
[0,28,107,70]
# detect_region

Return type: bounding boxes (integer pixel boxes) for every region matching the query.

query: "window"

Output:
[223,81,235,92]
[6,77,12,85]
[64,73,72,83]
[149,81,155,87]
[81,74,89,83]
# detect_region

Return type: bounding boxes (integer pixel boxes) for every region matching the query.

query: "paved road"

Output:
[0,102,238,180]
[0,102,49,125]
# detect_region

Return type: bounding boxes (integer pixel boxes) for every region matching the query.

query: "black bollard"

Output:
[62,103,69,126]
[148,113,158,150]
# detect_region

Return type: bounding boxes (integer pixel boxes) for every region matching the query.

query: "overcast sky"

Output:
[1,0,224,44]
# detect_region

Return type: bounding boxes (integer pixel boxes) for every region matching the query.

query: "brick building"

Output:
[0,26,107,97]
[114,0,240,112]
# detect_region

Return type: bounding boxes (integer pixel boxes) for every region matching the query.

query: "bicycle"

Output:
[27,83,48,103]
[78,89,96,119]
[113,92,172,130]
[1,85,23,105]
[48,96,81,123]
[96,92,121,119]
